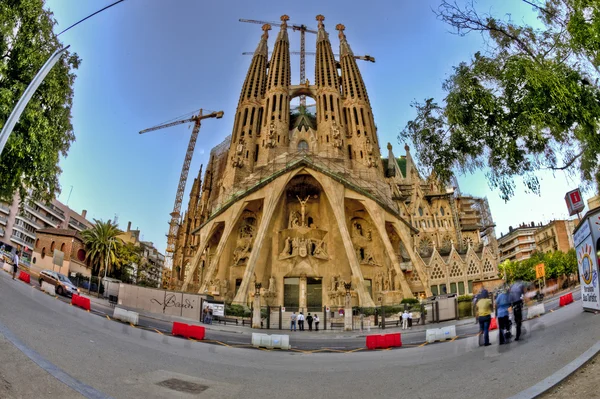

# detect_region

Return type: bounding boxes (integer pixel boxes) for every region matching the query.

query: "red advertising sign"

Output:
[565,188,585,216]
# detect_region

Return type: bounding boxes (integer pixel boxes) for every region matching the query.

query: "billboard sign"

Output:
[204,301,225,317]
[565,188,585,216]
[53,249,64,267]
[575,217,600,311]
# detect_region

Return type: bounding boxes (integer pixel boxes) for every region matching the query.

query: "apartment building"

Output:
[534,219,576,254]
[498,223,538,262]
[0,191,92,263]
[118,221,165,288]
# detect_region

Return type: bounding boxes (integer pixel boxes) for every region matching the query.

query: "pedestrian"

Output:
[495,289,511,345]
[11,251,18,280]
[401,310,409,330]
[314,314,320,331]
[290,312,297,331]
[206,307,213,324]
[509,280,525,341]
[408,310,413,329]
[298,312,305,331]
[476,289,492,346]
[306,312,314,331]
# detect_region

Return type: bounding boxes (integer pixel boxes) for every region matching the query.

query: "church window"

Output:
[449,262,463,278]
[440,206,445,216]
[343,108,348,126]
[278,135,280,143]
[254,145,259,162]
[357,129,361,137]
[330,95,334,114]
[250,108,255,125]
[360,108,365,126]
[467,261,480,276]
[246,150,249,158]
[326,135,329,143]
[298,140,309,151]
[353,108,359,125]
[243,108,248,126]
[360,150,363,159]
[418,207,424,216]
[348,145,353,159]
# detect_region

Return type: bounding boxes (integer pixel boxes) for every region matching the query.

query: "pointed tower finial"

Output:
[316,14,325,28]
[281,14,290,26]
[336,24,346,39]
[262,23,271,39]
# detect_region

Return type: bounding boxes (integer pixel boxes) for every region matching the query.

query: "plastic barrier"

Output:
[2,263,11,273]
[489,317,498,331]
[71,294,91,311]
[171,322,205,340]
[366,334,381,349]
[560,292,574,307]
[113,307,139,325]
[441,325,457,340]
[426,329,437,343]
[18,271,30,284]
[271,334,291,350]
[172,322,188,337]
[41,281,56,296]
[366,333,402,349]
[527,303,545,319]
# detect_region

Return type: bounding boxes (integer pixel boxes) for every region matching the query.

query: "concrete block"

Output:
[113,307,139,325]
[441,325,456,340]
[426,329,437,343]
[527,303,545,319]
[41,281,55,296]
[270,334,290,350]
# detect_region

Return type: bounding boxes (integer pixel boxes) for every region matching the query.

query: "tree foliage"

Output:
[0,0,80,203]
[401,0,600,200]
[498,249,578,283]
[81,219,121,277]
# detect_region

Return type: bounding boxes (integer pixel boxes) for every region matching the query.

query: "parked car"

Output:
[38,270,80,297]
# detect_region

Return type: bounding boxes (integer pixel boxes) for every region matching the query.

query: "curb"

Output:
[507,340,600,399]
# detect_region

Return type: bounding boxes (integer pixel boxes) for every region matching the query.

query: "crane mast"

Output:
[139,109,223,280]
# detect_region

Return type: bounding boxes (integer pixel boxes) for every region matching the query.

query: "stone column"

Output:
[344,282,353,331]
[252,283,262,329]
[299,275,307,313]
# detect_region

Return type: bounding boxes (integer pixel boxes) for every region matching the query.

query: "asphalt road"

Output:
[29,275,582,349]
[1,270,598,399]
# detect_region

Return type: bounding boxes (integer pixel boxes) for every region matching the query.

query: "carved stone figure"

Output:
[353,221,363,237]
[366,138,374,155]
[292,237,300,256]
[296,195,310,227]
[288,211,300,229]
[231,156,243,168]
[312,239,328,259]
[298,238,308,257]
[266,121,276,148]
[280,236,292,257]
[268,276,276,293]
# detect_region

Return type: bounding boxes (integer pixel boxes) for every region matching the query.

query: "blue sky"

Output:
[43,0,586,254]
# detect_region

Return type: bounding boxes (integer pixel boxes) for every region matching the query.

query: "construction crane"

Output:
[242,51,376,63]
[240,17,317,106]
[139,109,224,272]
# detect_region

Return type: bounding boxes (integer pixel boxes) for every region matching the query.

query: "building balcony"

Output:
[10,234,33,248]
[35,201,65,221]
[12,224,36,240]
[24,205,60,228]
[68,218,89,231]
[537,234,556,244]
[0,228,5,237]
[15,215,43,230]
[499,237,535,252]
[0,215,7,226]
[0,203,10,215]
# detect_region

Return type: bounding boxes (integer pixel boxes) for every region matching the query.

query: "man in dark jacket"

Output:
[306,313,314,331]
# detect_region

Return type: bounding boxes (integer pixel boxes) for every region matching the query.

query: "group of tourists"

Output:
[401,309,413,330]
[290,311,319,331]
[474,280,526,346]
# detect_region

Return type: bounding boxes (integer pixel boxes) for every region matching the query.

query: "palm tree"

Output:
[81,219,121,294]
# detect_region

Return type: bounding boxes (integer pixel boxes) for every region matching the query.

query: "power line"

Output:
[57,0,126,37]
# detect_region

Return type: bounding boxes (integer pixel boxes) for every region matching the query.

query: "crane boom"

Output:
[139,117,196,134]
[241,51,375,62]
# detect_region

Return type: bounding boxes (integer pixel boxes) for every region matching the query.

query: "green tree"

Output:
[0,0,80,203]
[81,219,121,289]
[113,241,141,282]
[401,0,600,201]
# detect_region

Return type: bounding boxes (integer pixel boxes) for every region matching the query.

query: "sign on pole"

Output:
[535,263,546,279]
[53,249,64,268]
[565,188,585,216]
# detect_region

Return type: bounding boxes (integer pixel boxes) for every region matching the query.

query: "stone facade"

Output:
[534,220,575,254]
[173,15,500,308]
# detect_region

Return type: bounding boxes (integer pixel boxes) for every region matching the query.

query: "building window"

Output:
[41,247,46,259]
[77,249,86,262]
[298,140,309,151]
[60,243,65,252]
[35,239,39,248]
[418,207,424,217]
[50,241,55,252]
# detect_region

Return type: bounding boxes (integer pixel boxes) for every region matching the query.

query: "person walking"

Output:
[476,289,492,346]
[11,251,19,280]
[314,314,320,331]
[495,289,511,345]
[306,312,314,331]
[290,312,297,331]
[509,280,525,341]
[401,310,409,330]
[408,310,413,329]
[298,312,305,331]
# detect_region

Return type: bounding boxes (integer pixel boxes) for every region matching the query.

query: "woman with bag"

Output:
[476,289,492,346]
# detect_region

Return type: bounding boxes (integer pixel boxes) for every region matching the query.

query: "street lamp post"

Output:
[252,282,262,329]
[344,282,352,331]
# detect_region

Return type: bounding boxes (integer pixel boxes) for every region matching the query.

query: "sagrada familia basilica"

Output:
[172,15,499,309]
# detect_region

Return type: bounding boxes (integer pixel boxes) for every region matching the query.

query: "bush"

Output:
[457,295,473,303]
[225,304,251,318]
[401,298,420,304]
